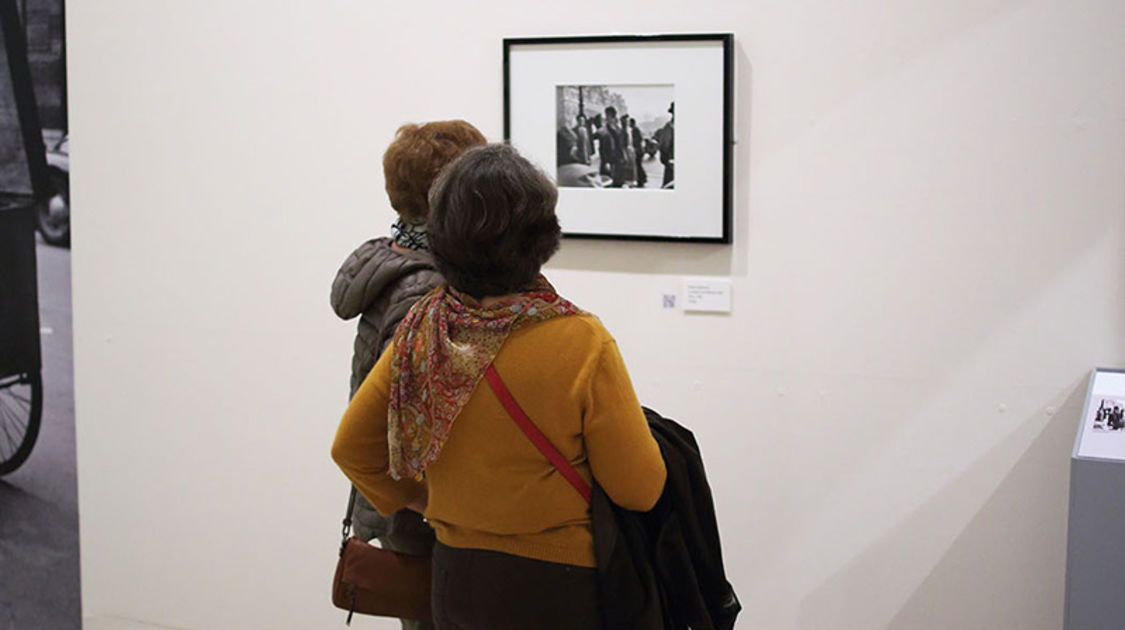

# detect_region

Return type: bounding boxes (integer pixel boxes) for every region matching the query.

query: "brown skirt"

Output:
[431,541,600,630]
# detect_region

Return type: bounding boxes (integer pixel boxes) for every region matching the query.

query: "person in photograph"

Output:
[556,119,579,167]
[333,144,666,629]
[557,112,602,188]
[590,113,606,172]
[659,102,675,188]
[621,114,638,187]
[1113,405,1125,431]
[587,115,598,158]
[630,117,647,187]
[609,108,630,187]
[598,108,616,177]
[574,113,591,164]
[330,120,486,630]
[599,105,630,187]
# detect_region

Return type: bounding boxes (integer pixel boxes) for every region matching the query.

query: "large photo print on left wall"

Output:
[0,1,79,628]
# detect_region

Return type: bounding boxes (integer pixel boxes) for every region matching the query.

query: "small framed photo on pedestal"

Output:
[504,34,733,243]
[1074,368,1125,462]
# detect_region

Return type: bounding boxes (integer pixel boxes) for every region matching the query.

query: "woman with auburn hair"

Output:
[333,144,667,629]
[330,120,486,630]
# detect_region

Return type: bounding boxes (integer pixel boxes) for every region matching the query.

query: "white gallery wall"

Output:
[67,1,1124,629]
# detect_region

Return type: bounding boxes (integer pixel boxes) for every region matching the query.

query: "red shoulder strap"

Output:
[483,364,592,505]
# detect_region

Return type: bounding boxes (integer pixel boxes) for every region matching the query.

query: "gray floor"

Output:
[0,237,80,629]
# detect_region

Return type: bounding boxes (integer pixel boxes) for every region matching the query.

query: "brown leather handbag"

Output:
[332,487,432,624]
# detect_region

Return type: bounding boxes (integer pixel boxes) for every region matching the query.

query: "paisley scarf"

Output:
[387,276,582,480]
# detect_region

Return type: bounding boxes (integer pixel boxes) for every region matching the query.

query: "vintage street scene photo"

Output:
[0,1,79,628]
[556,84,674,190]
[1091,397,1125,433]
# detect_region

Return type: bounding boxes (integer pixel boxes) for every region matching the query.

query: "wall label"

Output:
[683,278,731,313]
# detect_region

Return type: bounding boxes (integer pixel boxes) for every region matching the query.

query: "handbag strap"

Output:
[341,486,357,542]
[483,364,592,505]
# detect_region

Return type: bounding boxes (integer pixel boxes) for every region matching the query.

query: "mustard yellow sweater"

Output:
[332,313,667,567]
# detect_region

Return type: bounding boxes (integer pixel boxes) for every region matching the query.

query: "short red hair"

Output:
[382,120,487,225]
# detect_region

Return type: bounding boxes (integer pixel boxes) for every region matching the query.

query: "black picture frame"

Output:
[504,33,734,244]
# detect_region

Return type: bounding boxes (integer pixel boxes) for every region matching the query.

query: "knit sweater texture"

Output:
[332,313,667,567]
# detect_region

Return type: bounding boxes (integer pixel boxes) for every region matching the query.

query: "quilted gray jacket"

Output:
[331,237,442,396]
[331,237,442,550]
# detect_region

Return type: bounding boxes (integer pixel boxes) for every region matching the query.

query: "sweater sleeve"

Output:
[583,340,667,511]
[331,343,425,515]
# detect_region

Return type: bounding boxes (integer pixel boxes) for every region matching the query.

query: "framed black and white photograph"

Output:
[504,34,733,243]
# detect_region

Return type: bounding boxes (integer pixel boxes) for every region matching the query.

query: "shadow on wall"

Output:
[796,381,1084,630]
[552,237,734,276]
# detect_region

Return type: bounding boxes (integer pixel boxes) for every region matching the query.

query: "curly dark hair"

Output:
[383,120,487,225]
[428,144,561,299]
